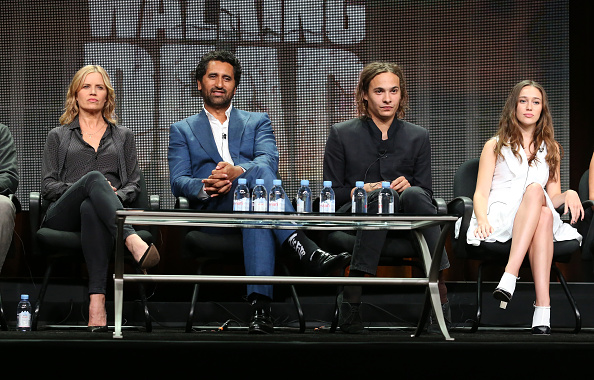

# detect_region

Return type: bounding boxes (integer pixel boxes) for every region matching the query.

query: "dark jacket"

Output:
[323,117,433,207]
[0,123,19,196]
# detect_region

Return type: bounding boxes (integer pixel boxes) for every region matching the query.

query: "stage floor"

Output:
[2,326,593,376]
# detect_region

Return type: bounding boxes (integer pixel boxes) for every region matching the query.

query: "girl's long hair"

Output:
[494,80,561,181]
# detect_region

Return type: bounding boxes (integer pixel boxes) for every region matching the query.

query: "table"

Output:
[113,210,458,340]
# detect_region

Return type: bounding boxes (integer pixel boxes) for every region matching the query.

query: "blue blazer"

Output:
[168,107,279,207]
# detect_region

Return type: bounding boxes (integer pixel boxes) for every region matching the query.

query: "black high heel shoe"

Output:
[137,244,160,273]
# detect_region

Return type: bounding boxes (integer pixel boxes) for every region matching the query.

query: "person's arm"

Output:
[547,153,584,225]
[41,129,70,202]
[323,125,351,207]
[168,122,208,202]
[232,112,279,174]
[115,128,141,204]
[472,139,497,239]
[0,124,19,195]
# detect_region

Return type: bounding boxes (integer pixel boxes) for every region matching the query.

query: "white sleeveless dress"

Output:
[456,140,582,246]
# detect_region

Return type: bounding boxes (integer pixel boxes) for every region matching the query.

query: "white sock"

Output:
[532,304,551,327]
[497,272,519,294]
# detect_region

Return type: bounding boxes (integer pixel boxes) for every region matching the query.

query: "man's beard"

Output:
[201,88,233,109]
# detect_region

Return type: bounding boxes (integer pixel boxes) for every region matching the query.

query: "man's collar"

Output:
[204,104,233,123]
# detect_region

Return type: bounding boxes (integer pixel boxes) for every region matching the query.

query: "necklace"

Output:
[81,124,106,137]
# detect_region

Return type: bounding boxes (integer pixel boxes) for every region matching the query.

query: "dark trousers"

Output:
[42,171,136,294]
[340,186,450,275]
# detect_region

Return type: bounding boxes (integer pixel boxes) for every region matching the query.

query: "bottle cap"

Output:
[382,181,390,188]
[356,181,364,187]
[256,179,264,185]
[273,179,282,186]
[21,294,29,300]
[323,181,332,187]
[238,178,247,185]
[300,180,309,186]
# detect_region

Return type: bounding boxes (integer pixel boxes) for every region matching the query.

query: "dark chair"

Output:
[324,196,449,332]
[577,169,594,260]
[29,172,159,331]
[0,194,22,331]
[449,158,582,333]
[176,196,306,333]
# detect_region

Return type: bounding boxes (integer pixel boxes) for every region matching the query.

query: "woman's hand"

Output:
[564,189,584,224]
[474,220,494,239]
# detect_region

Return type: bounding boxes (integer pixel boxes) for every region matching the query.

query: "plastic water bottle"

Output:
[233,178,250,212]
[378,181,395,214]
[319,180,335,213]
[16,294,32,331]
[296,180,312,213]
[352,181,367,214]
[269,179,286,212]
[252,178,268,212]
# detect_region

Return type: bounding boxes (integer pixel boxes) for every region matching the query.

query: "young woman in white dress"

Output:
[470,80,583,334]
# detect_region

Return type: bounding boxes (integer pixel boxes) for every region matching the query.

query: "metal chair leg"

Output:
[552,263,581,333]
[32,263,53,331]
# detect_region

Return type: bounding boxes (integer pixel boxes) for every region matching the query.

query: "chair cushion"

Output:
[465,239,580,264]
[36,228,82,250]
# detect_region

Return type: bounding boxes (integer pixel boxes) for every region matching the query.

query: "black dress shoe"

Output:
[337,292,364,334]
[427,301,452,334]
[531,325,551,335]
[248,306,274,334]
[304,249,351,276]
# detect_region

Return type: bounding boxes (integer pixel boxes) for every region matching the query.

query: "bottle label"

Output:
[320,200,335,213]
[17,311,31,328]
[296,199,305,213]
[269,200,285,212]
[378,201,394,214]
[253,198,267,212]
[233,198,250,212]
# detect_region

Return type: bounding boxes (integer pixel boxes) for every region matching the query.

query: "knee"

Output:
[525,183,545,199]
[400,186,433,212]
[0,197,16,219]
[243,165,277,185]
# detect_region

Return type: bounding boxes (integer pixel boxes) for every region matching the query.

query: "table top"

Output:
[116,209,458,230]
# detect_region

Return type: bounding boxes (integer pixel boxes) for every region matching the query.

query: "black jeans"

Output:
[339,186,450,275]
[43,171,136,294]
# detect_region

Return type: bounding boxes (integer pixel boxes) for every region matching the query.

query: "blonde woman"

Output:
[469,80,583,334]
[41,65,159,332]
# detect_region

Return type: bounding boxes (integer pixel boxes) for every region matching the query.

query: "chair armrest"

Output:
[149,195,160,210]
[175,196,190,209]
[433,197,447,215]
[29,192,42,255]
[447,196,473,259]
[8,194,21,213]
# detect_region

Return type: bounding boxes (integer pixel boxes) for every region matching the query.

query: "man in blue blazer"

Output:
[168,50,350,334]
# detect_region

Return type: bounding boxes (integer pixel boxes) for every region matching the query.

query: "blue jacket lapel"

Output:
[228,107,245,163]
[188,110,223,163]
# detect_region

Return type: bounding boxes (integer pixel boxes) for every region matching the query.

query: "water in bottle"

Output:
[269,179,286,212]
[233,178,250,212]
[16,294,32,331]
[252,178,268,212]
[378,181,395,214]
[319,180,335,213]
[351,181,367,214]
[296,180,312,213]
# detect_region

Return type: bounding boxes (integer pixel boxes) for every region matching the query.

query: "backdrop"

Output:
[0,0,570,209]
